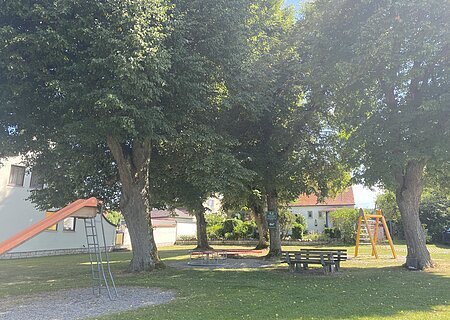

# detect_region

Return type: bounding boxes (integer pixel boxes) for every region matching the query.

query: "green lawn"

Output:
[0,243,449,320]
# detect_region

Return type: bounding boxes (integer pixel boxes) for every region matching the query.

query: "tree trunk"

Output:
[120,185,160,272]
[252,204,269,250]
[395,159,434,270]
[194,204,212,250]
[107,137,161,272]
[266,189,282,257]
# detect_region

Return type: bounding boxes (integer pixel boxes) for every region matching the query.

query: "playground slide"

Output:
[0,197,98,255]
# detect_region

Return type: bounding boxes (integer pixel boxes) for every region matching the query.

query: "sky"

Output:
[353,184,380,209]
[284,0,302,12]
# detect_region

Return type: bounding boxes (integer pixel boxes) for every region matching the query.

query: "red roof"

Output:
[290,187,355,207]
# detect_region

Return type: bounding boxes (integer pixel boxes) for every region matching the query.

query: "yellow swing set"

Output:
[354,208,397,259]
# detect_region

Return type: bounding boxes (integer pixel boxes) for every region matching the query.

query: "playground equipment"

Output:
[0,197,118,300]
[354,208,397,259]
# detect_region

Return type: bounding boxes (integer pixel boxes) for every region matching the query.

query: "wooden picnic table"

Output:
[281,249,348,273]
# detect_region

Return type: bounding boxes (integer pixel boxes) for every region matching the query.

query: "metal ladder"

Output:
[83,209,118,300]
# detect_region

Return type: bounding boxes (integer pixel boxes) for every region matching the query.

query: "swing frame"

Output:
[354,208,397,259]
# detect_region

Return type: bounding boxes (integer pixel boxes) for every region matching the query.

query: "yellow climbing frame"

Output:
[354,208,397,259]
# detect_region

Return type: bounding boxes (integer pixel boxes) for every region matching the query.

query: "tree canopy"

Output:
[302,0,449,269]
[0,0,174,271]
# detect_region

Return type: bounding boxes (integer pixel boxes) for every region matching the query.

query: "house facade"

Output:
[289,187,355,233]
[0,156,116,259]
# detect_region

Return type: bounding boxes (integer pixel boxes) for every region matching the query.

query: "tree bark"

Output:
[107,137,161,272]
[266,189,282,257]
[395,159,434,270]
[194,203,212,250]
[252,203,269,250]
[120,185,160,272]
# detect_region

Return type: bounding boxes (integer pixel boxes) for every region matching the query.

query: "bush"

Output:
[291,223,304,240]
[233,219,248,239]
[105,210,123,226]
[420,191,449,244]
[331,208,359,243]
[242,220,257,239]
[206,213,225,240]
[324,227,341,239]
[222,219,236,235]
[295,214,307,228]
[216,218,256,240]
[207,224,224,240]
[303,232,330,242]
[278,209,297,239]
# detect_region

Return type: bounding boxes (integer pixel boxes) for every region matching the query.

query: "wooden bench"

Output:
[281,249,347,273]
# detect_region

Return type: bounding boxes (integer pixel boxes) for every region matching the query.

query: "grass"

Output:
[0,243,449,320]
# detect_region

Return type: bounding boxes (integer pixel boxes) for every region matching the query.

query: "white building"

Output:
[0,156,116,259]
[289,187,355,233]
[204,196,222,213]
[120,208,197,248]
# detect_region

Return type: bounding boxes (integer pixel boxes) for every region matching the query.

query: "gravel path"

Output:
[0,287,175,320]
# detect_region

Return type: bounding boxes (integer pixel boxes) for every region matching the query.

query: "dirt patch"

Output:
[168,258,278,270]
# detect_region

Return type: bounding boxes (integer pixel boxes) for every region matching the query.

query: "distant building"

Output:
[120,208,197,248]
[0,156,116,259]
[204,195,222,213]
[289,187,355,233]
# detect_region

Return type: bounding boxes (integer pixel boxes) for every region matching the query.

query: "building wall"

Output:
[121,225,178,248]
[153,226,177,246]
[175,220,197,238]
[0,157,116,255]
[288,205,354,233]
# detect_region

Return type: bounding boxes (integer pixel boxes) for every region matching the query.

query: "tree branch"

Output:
[131,138,152,180]
[107,136,133,189]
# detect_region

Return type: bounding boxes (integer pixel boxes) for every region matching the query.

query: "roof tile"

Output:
[290,187,355,207]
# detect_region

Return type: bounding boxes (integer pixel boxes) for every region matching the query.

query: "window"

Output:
[307,211,313,218]
[8,165,25,187]
[45,211,58,231]
[318,211,324,218]
[29,171,44,189]
[63,217,76,231]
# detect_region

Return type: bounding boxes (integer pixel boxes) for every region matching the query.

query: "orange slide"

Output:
[0,197,98,255]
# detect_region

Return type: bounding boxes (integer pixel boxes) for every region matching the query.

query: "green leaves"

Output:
[303,0,450,188]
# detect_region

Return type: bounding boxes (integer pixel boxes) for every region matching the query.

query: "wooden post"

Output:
[363,213,378,259]
[381,216,397,259]
[354,212,363,257]
[372,217,379,256]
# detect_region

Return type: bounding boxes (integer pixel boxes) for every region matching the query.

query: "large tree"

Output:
[0,0,172,272]
[222,188,269,250]
[225,0,349,257]
[302,0,450,269]
[150,0,254,250]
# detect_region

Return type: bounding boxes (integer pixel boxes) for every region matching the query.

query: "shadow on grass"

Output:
[1,250,448,320]
[434,243,450,249]
[114,262,450,320]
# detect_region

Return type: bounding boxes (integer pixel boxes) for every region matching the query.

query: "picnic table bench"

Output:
[281,249,347,273]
